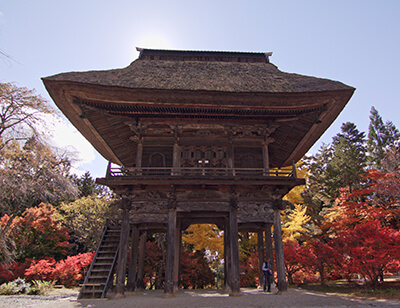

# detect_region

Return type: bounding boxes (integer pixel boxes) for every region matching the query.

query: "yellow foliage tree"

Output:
[283,160,309,205]
[182,224,224,262]
[282,204,311,242]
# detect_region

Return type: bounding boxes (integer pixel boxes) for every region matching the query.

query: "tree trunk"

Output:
[319,262,325,286]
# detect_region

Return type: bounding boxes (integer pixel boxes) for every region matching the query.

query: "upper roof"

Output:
[45,48,352,94]
[42,48,355,167]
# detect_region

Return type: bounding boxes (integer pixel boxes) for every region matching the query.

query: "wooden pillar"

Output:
[227,140,234,175]
[136,230,147,289]
[265,225,273,270]
[173,218,182,292]
[262,142,270,175]
[127,225,139,291]
[172,141,181,175]
[273,208,288,292]
[224,216,231,292]
[229,197,241,296]
[164,207,177,297]
[136,138,143,175]
[106,160,112,178]
[115,209,130,297]
[257,230,265,288]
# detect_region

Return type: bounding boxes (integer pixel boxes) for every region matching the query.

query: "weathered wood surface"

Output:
[257,230,265,288]
[115,210,130,296]
[273,209,288,292]
[127,226,139,291]
[229,197,241,296]
[136,230,147,289]
[164,208,177,296]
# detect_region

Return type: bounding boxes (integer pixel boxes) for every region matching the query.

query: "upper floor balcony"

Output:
[98,161,305,189]
[97,143,305,189]
[106,164,298,179]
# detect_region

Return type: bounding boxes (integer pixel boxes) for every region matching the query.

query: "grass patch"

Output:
[298,280,400,301]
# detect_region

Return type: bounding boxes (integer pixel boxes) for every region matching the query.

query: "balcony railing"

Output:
[105,163,298,179]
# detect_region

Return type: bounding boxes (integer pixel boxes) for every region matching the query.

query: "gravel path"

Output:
[1,286,399,308]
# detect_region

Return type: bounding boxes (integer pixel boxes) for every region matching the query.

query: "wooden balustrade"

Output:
[106,166,297,178]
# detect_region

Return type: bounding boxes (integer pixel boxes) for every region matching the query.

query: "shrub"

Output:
[51,252,94,287]
[25,258,56,281]
[28,280,55,295]
[0,278,31,295]
[0,259,33,284]
[0,281,18,295]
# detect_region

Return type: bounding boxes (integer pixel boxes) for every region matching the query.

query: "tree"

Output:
[71,171,110,198]
[283,240,314,285]
[367,107,400,170]
[333,220,400,288]
[4,203,71,262]
[282,204,311,242]
[283,160,308,205]
[0,138,77,264]
[0,82,53,151]
[381,142,400,172]
[302,144,335,225]
[179,246,215,289]
[303,122,367,223]
[239,249,260,287]
[318,173,400,286]
[305,237,340,285]
[330,122,367,195]
[322,170,400,232]
[59,196,117,253]
[182,224,224,263]
[0,138,77,218]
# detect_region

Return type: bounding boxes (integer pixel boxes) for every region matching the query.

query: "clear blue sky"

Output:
[1,0,400,178]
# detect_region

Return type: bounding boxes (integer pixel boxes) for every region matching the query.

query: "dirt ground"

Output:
[1,285,400,308]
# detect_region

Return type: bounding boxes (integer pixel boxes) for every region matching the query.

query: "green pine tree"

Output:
[329,122,367,194]
[367,107,400,170]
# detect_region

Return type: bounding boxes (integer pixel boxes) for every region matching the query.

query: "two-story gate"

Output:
[43,48,354,298]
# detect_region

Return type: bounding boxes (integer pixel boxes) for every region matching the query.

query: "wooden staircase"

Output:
[78,221,121,299]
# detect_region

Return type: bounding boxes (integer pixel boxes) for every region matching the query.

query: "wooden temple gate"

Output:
[42,48,354,298]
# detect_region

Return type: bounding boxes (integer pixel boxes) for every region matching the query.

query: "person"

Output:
[262,258,273,292]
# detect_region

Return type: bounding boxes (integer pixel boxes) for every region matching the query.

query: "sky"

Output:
[1,0,400,178]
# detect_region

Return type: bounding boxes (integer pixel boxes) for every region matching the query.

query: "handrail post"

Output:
[292,160,297,178]
[106,160,112,178]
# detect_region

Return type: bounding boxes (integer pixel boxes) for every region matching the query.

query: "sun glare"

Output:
[136,33,174,50]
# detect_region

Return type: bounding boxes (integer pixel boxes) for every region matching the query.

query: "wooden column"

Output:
[224,216,231,292]
[136,230,147,289]
[229,197,241,296]
[106,160,112,178]
[136,138,143,175]
[115,209,130,297]
[127,226,139,291]
[227,140,234,175]
[173,218,182,292]
[172,141,181,175]
[262,142,270,175]
[265,225,274,271]
[164,206,177,297]
[257,230,265,288]
[273,208,288,292]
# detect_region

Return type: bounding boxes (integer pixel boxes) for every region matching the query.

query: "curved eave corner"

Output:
[281,87,355,166]
[42,78,123,165]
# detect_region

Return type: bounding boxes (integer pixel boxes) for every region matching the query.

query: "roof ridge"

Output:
[136,48,273,63]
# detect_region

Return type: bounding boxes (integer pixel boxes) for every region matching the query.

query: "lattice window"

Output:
[180,146,227,168]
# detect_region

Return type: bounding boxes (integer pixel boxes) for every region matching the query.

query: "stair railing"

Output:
[102,245,120,298]
[78,224,109,299]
